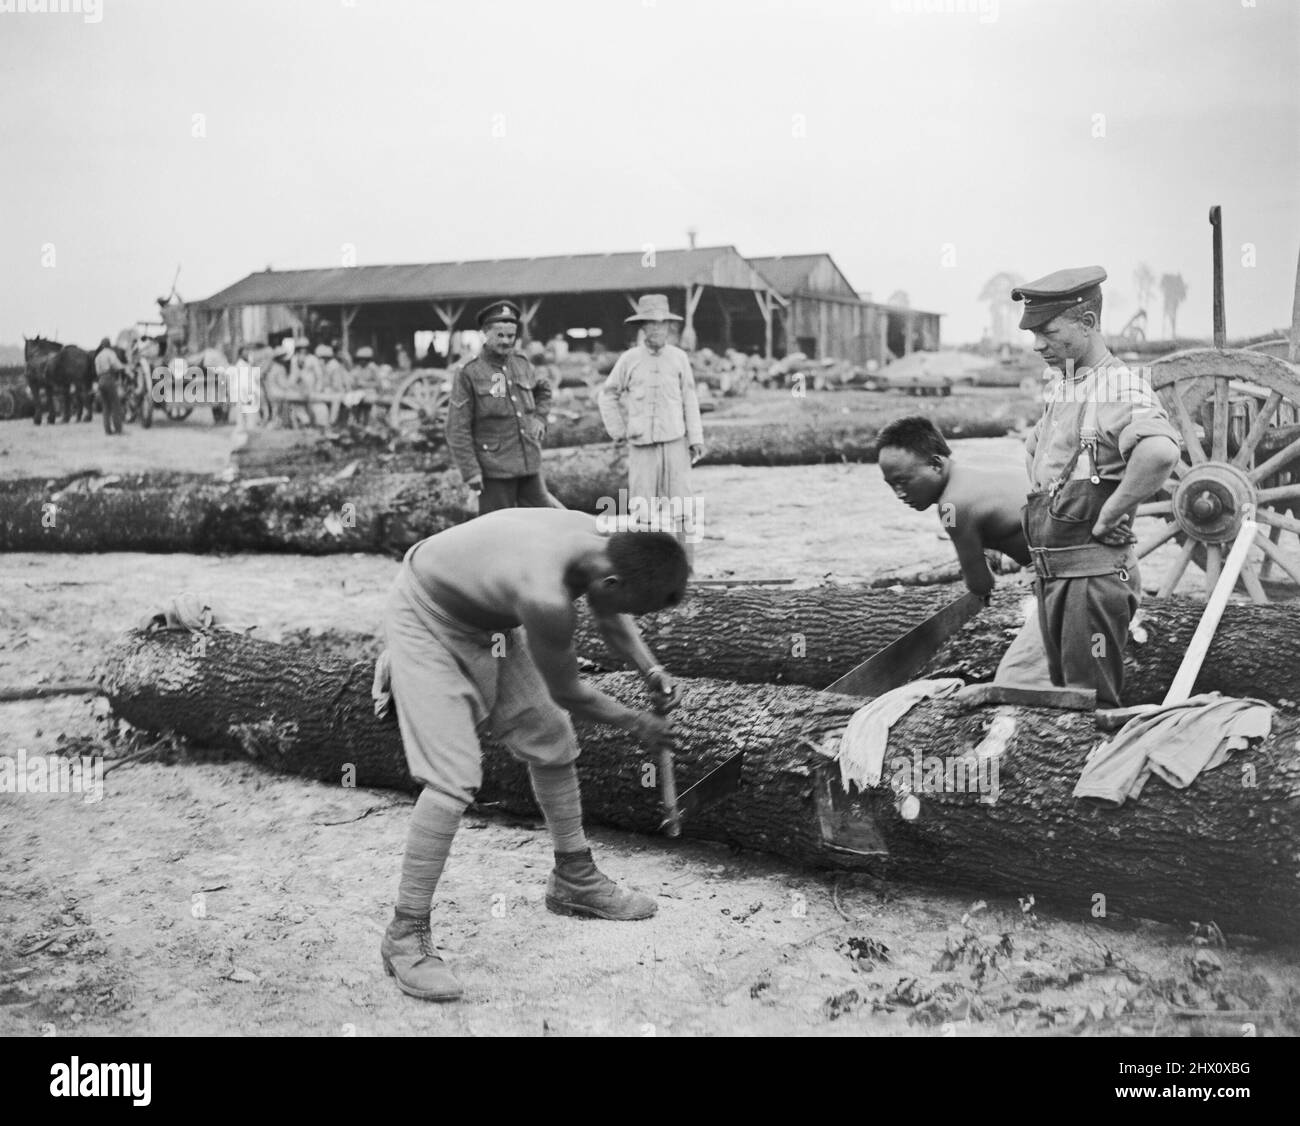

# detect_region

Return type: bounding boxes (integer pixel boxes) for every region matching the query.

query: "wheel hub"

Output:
[1171,462,1255,543]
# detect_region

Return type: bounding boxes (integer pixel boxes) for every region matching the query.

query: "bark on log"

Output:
[696,403,1028,467]
[573,584,966,687]
[99,627,1300,939]
[574,585,1300,705]
[230,399,1034,474]
[0,445,626,555]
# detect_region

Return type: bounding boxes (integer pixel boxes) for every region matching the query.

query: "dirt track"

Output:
[2,415,1296,1038]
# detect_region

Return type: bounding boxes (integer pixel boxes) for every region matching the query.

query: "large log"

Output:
[574,584,966,687]
[696,402,1028,467]
[230,397,1035,474]
[0,444,626,554]
[575,585,1300,705]
[99,627,1300,939]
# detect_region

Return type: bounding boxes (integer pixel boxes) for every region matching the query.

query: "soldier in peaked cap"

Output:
[1012,266,1180,707]
[446,299,556,514]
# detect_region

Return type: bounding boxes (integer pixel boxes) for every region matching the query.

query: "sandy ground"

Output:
[2,415,1296,1039]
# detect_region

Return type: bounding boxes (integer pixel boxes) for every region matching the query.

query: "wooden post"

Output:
[340,306,359,360]
[432,302,465,360]
[904,311,915,356]
[683,284,705,352]
[519,298,542,346]
[1210,205,1226,350]
[753,290,774,360]
[1289,243,1300,365]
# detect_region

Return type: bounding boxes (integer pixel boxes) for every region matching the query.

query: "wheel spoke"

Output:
[1136,500,1173,517]
[1249,433,1300,484]
[1136,520,1181,559]
[1155,537,1198,598]
[1256,482,1300,507]
[1164,388,1207,465]
[1255,506,1300,537]
[1211,377,1230,462]
[1258,523,1284,582]
[1254,527,1300,588]
[1203,542,1223,593]
[1239,557,1270,603]
[1230,389,1283,468]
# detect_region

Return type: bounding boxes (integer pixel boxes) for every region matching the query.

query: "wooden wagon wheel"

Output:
[1135,348,1300,602]
[388,371,451,439]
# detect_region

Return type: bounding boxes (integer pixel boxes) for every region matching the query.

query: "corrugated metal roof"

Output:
[197,246,775,309]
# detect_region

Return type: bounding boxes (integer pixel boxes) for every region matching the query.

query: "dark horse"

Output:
[24,336,95,425]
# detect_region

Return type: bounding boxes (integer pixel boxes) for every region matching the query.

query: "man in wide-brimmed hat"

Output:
[598,294,706,564]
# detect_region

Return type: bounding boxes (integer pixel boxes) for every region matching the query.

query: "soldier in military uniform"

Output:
[1013,267,1181,707]
[446,300,554,514]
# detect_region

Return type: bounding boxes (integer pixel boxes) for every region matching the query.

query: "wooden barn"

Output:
[186,247,786,364]
[749,254,942,366]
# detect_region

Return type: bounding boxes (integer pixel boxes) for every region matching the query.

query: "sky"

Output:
[1,0,1297,349]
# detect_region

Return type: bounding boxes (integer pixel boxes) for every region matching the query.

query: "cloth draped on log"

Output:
[372,650,393,720]
[836,678,965,793]
[136,592,252,634]
[1073,694,1274,806]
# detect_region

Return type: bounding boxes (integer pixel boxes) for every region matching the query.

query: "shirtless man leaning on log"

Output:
[380,507,687,1001]
[877,414,1054,687]
[877,415,1031,601]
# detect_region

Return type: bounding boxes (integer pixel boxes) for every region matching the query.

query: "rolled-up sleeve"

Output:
[1101,373,1181,461]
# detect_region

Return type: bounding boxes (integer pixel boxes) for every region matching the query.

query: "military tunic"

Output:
[446,352,553,511]
[1023,354,1179,706]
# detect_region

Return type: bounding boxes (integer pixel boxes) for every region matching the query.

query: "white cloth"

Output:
[1073,693,1273,806]
[372,649,393,720]
[836,678,965,794]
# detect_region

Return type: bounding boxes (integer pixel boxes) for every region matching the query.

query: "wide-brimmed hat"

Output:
[625,294,683,323]
[315,344,334,358]
[355,346,374,360]
[294,337,310,350]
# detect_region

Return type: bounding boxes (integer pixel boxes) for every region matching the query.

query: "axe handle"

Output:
[658,748,681,837]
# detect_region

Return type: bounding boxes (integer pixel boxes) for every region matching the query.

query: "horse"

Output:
[24,336,95,424]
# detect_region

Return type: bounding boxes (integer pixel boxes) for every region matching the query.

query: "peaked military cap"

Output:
[476,299,521,328]
[1012,266,1107,330]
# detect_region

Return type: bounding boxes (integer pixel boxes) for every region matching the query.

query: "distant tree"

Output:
[1160,273,1188,340]
[978,271,1025,345]
[888,290,910,309]
[1133,263,1155,313]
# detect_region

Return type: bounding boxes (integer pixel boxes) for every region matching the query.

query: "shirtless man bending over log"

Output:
[380,508,687,1001]
[877,415,1031,600]
[877,415,1051,688]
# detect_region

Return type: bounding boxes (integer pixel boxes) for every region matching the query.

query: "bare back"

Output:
[940,461,1031,565]
[410,508,604,630]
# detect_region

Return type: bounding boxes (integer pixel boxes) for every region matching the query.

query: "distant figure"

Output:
[93,337,126,435]
[395,343,414,374]
[598,294,706,566]
[287,339,323,426]
[348,345,383,425]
